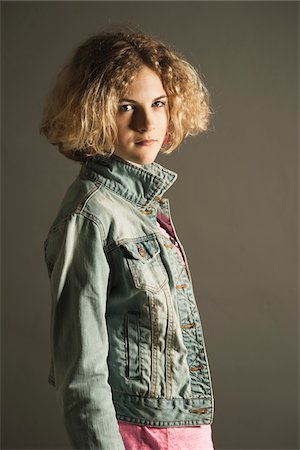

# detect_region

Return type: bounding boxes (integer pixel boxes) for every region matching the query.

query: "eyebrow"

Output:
[119,95,168,103]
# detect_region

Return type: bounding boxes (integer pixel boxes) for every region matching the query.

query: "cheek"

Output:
[159,116,168,134]
[160,109,169,126]
[116,123,127,139]
[116,115,133,133]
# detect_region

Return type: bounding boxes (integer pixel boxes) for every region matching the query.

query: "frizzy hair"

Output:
[39,30,213,162]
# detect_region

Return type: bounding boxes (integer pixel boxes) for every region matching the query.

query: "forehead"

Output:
[124,66,166,98]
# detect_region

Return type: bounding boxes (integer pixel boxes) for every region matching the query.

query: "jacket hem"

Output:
[116,415,212,427]
[112,391,214,427]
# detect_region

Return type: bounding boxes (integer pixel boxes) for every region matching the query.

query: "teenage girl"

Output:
[40,30,215,450]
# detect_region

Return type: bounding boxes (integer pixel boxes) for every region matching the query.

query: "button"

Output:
[180,322,196,329]
[189,365,204,372]
[137,245,145,257]
[190,408,208,414]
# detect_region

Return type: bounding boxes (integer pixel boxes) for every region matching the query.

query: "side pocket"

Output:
[124,312,141,380]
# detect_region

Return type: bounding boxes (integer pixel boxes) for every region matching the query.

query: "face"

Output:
[114,66,169,166]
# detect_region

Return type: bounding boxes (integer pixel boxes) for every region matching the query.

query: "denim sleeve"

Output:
[45,212,125,450]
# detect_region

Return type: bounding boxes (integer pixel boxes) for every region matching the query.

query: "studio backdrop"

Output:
[2,2,299,449]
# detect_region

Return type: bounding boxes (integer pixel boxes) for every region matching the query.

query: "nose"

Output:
[134,108,155,132]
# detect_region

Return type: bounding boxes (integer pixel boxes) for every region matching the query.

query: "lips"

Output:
[135,139,157,146]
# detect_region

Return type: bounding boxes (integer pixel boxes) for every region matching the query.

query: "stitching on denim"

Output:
[116,414,212,426]
[76,181,102,212]
[140,338,145,388]
[112,388,213,404]
[164,287,174,400]
[122,315,127,379]
[107,233,158,254]
[124,312,142,380]
[150,297,158,398]
[154,300,158,398]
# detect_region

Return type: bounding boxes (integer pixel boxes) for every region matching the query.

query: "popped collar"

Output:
[79,153,178,209]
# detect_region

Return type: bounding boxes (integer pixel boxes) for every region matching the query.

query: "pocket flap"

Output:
[120,236,160,263]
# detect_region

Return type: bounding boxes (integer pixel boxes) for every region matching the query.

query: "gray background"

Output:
[2,1,299,449]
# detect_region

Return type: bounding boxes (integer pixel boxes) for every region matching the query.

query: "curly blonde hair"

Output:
[39,30,212,162]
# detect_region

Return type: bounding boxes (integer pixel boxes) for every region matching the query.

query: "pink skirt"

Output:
[118,420,214,450]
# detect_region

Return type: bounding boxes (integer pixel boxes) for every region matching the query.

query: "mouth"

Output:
[135,139,157,146]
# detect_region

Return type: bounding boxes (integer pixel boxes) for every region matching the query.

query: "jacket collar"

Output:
[79,154,178,209]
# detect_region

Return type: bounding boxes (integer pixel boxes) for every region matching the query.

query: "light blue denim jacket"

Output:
[44,154,214,449]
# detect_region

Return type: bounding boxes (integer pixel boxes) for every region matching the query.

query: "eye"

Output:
[152,100,166,107]
[119,104,135,112]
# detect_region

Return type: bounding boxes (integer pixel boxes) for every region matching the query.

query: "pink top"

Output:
[117,213,214,449]
[156,213,186,266]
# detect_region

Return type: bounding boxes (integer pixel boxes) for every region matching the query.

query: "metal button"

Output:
[137,245,145,257]
[189,365,204,372]
[190,408,208,414]
[180,322,196,329]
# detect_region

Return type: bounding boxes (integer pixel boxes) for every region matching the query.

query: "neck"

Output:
[124,159,143,167]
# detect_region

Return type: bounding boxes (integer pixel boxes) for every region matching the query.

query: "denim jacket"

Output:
[44,154,214,449]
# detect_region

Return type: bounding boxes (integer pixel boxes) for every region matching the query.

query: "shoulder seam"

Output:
[75,181,102,213]
[74,210,107,245]
[74,182,107,244]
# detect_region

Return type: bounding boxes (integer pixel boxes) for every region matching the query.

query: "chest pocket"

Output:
[120,235,168,293]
